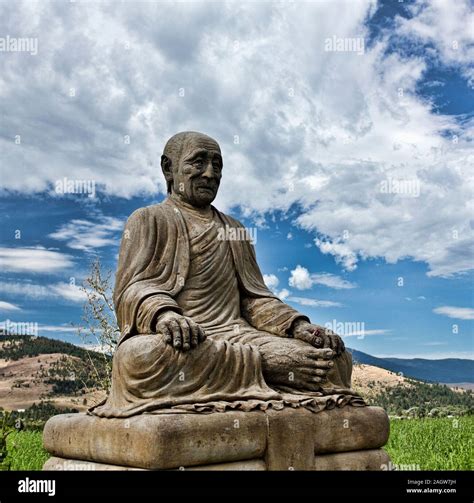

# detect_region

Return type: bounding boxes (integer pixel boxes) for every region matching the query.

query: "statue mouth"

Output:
[196,186,215,193]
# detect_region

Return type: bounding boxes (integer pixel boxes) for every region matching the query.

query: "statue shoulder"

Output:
[126,201,172,225]
[216,209,246,229]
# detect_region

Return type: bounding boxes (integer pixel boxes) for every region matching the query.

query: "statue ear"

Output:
[161,155,173,183]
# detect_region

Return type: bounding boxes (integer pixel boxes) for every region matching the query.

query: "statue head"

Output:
[161,131,222,208]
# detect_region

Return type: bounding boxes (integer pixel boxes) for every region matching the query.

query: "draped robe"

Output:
[90,197,364,417]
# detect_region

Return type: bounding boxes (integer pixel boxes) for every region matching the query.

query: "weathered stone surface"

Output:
[43,411,267,470]
[43,406,390,471]
[313,449,391,471]
[45,450,390,471]
[43,457,266,471]
[312,406,390,454]
[265,408,315,470]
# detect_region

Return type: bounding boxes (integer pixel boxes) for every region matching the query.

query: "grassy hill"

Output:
[0,335,108,413]
[353,363,474,418]
[349,348,474,383]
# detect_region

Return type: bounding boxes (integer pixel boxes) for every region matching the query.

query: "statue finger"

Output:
[335,336,344,354]
[197,326,207,342]
[307,348,334,360]
[313,359,335,370]
[188,320,200,347]
[168,320,182,350]
[179,319,191,351]
[161,326,172,345]
[313,368,328,376]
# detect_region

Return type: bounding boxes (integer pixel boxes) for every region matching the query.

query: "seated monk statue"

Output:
[90,131,364,418]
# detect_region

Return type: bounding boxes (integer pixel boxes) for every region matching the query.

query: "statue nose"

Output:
[202,162,216,179]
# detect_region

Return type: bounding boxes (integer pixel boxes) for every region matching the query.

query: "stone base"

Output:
[44,450,389,471]
[43,457,267,471]
[43,406,390,471]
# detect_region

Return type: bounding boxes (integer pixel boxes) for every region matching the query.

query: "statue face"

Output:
[172,136,222,207]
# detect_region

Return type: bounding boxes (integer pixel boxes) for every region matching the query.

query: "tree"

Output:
[68,258,120,396]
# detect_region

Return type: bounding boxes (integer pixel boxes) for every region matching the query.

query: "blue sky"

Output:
[0,0,473,359]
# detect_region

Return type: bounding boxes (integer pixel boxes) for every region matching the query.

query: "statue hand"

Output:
[155,311,206,351]
[291,319,345,356]
[260,339,335,392]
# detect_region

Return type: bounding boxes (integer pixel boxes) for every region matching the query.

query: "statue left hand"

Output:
[291,319,345,356]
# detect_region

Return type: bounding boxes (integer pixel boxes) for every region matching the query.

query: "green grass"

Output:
[386,416,473,470]
[1,430,49,471]
[1,416,473,471]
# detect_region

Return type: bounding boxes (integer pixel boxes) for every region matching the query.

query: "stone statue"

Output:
[90,131,364,418]
[42,131,391,471]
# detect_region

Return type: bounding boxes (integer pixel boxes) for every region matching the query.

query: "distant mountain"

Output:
[348,348,474,384]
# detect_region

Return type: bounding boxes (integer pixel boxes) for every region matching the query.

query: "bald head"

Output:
[161,131,223,207]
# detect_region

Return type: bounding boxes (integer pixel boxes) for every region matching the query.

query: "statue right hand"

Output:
[154,311,207,351]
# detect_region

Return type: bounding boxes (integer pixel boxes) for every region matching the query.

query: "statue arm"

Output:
[136,294,182,334]
[113,205,186,344]
[241,295,309,337]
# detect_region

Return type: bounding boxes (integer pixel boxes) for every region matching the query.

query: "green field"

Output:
[1,416,472,471]
[385,416,473,470]
[1,430,49,470]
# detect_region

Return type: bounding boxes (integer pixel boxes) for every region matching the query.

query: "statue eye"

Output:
[193,158,204,167]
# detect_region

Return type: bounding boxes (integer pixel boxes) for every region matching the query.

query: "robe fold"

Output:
[90,197,364,418]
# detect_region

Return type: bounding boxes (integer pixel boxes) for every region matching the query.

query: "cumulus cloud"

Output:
[0,1,472,277]
[277,288,290,301]
[0,247,74,273]
[48,216,124,251]
[433,306,474,320]
[289,265,356,290]
[395,0,474,85]
[263,273,279,290]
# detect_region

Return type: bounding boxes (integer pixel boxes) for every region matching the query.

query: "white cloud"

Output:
[0,1,472,277]
[289,265,356,290]
[0,247,74,273]
[433,306,474,320]
[263,273,279,290]
[0,301,21,311]
[277,288,290,300]
[49,217,124,251]
[287,232,293,240]
[287,296,342,308]
[39,324,79,333]
[0,281,86,303]
[288,265,313,290]
[396,0,474,85]
[343,329,391,337]
[375,351,474,360]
